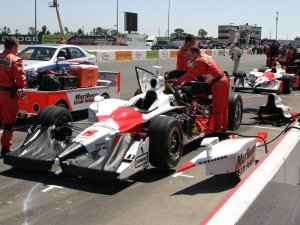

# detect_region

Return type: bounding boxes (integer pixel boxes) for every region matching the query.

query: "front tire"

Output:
[228,92,243,131]
[36,106,72,127]
[148,116,183,168]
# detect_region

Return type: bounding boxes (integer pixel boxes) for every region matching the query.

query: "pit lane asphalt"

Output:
[1,55,300,225]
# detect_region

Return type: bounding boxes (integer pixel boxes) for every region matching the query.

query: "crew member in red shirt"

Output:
[173,47,230,132]
[0,37,26,157]
[176,34,196,71]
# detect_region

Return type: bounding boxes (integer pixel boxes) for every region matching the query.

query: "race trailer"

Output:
[19,70,120,117]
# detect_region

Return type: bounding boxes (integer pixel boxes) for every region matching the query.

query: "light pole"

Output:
[116,0,119,35]
[35,0,37,44]
[167,0,170,38]
[276,11,279,40]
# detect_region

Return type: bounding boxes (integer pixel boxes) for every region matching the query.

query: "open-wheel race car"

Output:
[232,65,297,94]
[4,67,244,180]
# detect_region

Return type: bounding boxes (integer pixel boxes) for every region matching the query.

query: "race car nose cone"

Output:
[58,142,87,161]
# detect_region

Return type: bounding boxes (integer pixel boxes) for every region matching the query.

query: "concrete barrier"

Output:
[92,49,253,63]
[202,122,300,225]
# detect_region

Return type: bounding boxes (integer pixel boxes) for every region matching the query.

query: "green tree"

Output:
[64,27,69,35]
[77,28,83,35]
[1,26,11,35]
[295,36,300,40]
[174,28,185,36]
[38,25,50,36]
[109,29,118,37]
[198,29,208,38]
[28,27,36,35]
[14,29,20,35]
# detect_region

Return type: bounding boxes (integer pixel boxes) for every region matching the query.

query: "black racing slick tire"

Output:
[148,115,183,168]
[282,75,292,94]
[36,106,72,127]
[228,92,243,131]
[234,71,246,78]
[233,71,246,84]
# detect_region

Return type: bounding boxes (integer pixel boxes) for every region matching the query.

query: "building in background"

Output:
[218,23,262,44]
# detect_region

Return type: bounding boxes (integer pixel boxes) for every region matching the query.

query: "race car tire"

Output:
[101,93,110,99]
[282,75,292,94]
[148,115,183,168]
[228,92,243,131]
[36,106,73,127]
[234,71,246,78]
[258,66,269,72]
[233,71,246,84]
[56,101,69,110]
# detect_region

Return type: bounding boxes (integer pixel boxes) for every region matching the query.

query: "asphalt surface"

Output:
[1,55,300,225]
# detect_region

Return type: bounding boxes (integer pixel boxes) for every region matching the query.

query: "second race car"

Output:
[232,64,296,94]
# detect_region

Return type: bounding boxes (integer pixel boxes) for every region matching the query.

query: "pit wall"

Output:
[202,122,300,225]
[87,49,253,62]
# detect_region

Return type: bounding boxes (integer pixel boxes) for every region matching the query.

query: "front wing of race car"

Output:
[4,126,69,170]
[4,123,151,180]
[58,134,150,180]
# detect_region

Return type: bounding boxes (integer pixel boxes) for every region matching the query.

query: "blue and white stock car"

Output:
[18,44,97,83]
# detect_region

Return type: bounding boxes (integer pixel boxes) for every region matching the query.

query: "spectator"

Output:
[230,42,243,75]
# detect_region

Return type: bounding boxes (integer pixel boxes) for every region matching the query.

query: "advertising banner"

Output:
[146,50,159,59]
[170,50,178,58]
[132,50,147,60]
[0,35,40,44]
[115,51,132,60]
[96,51,116,62]
[159,49,169,58]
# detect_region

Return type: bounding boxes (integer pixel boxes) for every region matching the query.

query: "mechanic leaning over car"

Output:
[176,34,196,71]
[173,46,230,132]
[0,37,26,158]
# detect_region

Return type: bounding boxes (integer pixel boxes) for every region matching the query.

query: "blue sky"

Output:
[1,0,299,40]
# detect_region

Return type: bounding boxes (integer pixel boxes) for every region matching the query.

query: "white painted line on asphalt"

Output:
[41,185,63,193]
[23,183,40,225]
[243,125,284,131]
[172,172,194,178]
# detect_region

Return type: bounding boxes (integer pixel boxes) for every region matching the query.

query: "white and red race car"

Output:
[5,66,253,180]
[233,65,297,94]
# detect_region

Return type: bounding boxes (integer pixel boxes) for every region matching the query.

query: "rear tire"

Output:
[233,71,246,84]
[282,75,292,94]
[148,116,183,168]
[228,93,243,131]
